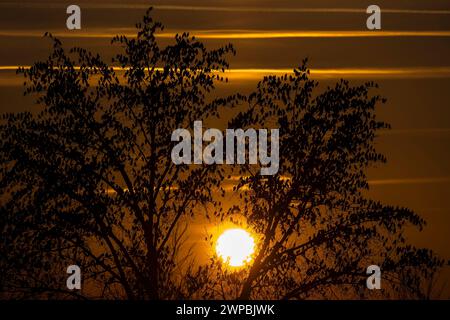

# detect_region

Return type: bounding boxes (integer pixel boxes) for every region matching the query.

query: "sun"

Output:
[216,228,255,267]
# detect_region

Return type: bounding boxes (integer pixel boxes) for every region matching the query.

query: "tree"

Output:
[0,9,444,299]
[207,66,444,299]
[0,10,240,299]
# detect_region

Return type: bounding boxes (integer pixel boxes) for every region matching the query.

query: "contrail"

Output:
[2,66,450,80]
[368,177,450,186]
[223,67,450,79]
[224,176,450,188]
[1,2,450,15]
[2,30,450,39]
[378,128,450,136]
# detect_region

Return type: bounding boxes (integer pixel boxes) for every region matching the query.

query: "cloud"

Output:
[3,66,450,81]
[2,30,450,39]
[368,177,450,186]
[1,2,450,15]
[222,67,450,79]
[378,128,450,136]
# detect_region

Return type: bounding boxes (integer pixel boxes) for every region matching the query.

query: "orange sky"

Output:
[0,0,449,272]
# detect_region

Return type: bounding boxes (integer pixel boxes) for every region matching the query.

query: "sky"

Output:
[0,0,449,280]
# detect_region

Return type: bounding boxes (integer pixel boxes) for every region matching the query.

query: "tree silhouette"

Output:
[0,10,240,299]
[207,66,444,299]
[0,9,444,299]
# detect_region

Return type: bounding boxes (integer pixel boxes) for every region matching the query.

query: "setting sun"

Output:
[216,228,255,267]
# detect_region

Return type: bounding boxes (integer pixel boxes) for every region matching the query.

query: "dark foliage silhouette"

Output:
[206,66,444,299]
[0,9,444,299]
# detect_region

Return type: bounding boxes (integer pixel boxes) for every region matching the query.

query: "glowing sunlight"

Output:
[216,229,255,267]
